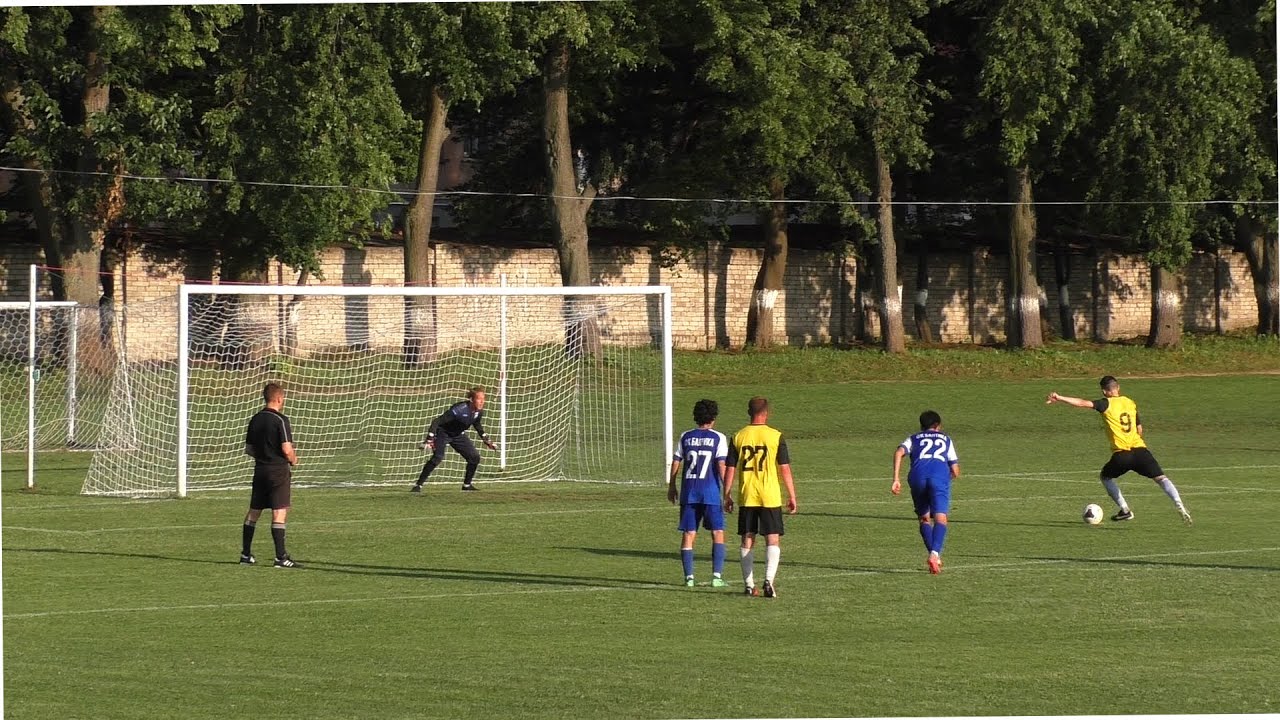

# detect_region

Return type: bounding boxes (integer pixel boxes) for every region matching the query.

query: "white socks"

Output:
[1157,477,1185,509]
[740,546,754,588]
[765,545,780,583]
[1101,477,1129,511]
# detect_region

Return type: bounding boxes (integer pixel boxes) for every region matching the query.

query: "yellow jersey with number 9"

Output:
[1096,395,1146,452]
[728,423,790,507]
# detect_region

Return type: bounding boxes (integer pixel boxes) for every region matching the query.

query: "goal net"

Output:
[1,300,117,485]
[82,284,673,497]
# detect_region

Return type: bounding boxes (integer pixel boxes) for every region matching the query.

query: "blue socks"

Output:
[712,542,725,575]
[931,523,948,554]
[919,522,934,551]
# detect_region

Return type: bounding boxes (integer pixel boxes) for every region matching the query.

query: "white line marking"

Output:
[7,483,1280,535]
[6,546,1276,621]
[7,464,1279,513]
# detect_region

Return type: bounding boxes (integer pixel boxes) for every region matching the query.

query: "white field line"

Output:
[6,546,1277,621]
[7,483,1280,536]
[7,463,1280,512]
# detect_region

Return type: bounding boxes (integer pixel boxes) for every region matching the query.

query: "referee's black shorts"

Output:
[250,464,292,510]
[737,506,785,537]
[1101,448,1164,480]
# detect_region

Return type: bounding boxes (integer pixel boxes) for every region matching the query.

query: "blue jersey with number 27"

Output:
[674,428,729,505]
[900,430,958,483]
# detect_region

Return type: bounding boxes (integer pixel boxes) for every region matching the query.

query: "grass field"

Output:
[4,358,1280,718]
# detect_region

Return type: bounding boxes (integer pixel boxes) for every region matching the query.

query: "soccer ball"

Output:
[1082,503,1104,525]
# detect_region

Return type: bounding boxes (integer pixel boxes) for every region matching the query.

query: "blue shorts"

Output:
[678,502,725,532]
[909,474,951,517]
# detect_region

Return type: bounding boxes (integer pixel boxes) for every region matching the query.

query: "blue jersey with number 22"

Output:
[900,430,958,483]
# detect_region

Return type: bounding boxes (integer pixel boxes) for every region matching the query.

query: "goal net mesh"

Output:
[0,302,116,453]
[81,289,667,496]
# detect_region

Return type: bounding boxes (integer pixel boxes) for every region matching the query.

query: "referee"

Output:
[240,382,301,568]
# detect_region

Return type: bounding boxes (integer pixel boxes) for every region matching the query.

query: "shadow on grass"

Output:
[964,552,1280,573]
[561,546,898,575]
[6,547,661,588]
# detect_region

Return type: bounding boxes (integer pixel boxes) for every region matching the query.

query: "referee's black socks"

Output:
[242,521,256,556]
[271,522,288,559]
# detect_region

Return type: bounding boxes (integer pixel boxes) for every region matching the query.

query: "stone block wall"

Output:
[0,238,1266,360]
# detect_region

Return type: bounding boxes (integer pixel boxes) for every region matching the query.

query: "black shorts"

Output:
[1101,448,1164,480]
[737,506,785,537]
[250,464,292,510]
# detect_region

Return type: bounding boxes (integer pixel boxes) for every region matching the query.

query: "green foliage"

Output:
[188,5,412,276]
[976,0,1101,166]
[1086,0,1262,268]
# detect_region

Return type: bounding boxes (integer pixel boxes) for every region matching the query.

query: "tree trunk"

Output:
[403,83,449,366]
[1146,264,1183,348]
[1053,240,1076,340]
[542,42,599,357]
[874,151,906,353]
[745,176,788,348]
[913,239,934,343]
[1238,216,1279,336]
[1007,163,1043,348]
[61,5,115,307]
[854,245,876,344]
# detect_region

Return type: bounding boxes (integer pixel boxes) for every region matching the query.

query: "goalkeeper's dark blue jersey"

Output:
[428,401,488,439]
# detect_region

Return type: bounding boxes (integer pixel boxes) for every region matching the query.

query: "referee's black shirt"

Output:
[245,408,293,466]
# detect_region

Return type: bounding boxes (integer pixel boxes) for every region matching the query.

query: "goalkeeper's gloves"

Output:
[419,434,435,451]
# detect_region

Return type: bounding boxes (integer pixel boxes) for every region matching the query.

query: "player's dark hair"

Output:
[747,396,769,418]
[919,410,941,431]
[692,399,718,426]
[263,382,284,403]
[1099,375,1119,392]
[467,385,485,399]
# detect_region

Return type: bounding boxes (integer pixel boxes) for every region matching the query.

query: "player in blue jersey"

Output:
[891,410,960,574]
[667,399,729,587]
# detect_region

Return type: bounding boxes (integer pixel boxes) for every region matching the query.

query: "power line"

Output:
[1,165,1275,207]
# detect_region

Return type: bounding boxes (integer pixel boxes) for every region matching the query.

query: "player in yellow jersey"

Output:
[1046,376,1191,524]
[723,397,797,598]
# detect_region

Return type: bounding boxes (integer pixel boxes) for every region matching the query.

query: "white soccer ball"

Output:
[1082,503,1104,525]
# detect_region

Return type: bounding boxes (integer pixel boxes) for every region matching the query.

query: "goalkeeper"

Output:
[410,386,498,493]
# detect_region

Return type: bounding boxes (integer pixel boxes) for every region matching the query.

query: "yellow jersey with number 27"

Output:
[728,423,791,508]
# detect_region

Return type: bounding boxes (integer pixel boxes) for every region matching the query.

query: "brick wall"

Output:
[0,239,1264,357]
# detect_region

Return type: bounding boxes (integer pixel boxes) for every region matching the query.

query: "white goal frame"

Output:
[174,283,674,498]
[0,263,82,490]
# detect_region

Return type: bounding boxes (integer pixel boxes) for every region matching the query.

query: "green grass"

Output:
[4,365,1280,718]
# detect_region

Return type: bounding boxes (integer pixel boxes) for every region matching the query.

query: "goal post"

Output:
[0,294,95,489]
[83,283,673,497]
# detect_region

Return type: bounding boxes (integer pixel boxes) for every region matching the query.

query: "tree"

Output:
[189,5,411,281]
[1198,0,1278,336]
[1085,0,1262,347]
[976,0,1100,348]
[1,6,236,303]
[672,0,854,348]
[387,4,535,363]
[840,0,935,353]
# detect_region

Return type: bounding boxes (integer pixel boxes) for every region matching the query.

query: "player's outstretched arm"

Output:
[1045,391,1094,409]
